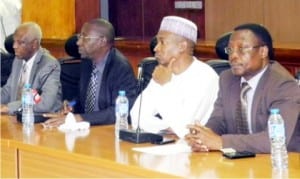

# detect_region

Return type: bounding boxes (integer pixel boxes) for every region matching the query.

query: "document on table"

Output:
[132,141,192,155]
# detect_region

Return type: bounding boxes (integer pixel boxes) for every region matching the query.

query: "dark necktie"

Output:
[85,65,98,112]
[17,63,28,100]
[236,82,251,134]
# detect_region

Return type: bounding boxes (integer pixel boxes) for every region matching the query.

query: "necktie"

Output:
[17,63,28,100]
[236,82,251,134]
[85,65,98,112]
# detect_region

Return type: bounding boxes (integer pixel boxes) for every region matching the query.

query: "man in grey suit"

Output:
[185,23,300,153]
[0,22,62,115]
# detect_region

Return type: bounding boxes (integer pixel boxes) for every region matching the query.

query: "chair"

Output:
[138,57,158,92]
[206,32,232,75]
[206,59,230,75]
[137,37,159,92]
[214,31,232,60]
[1,34,15,86]
[296,71,300,86]
[59,34,81,100]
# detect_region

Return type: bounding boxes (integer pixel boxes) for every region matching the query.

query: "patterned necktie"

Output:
[17,63,28,100]
[236,82,251,134]
[85,65,98,112]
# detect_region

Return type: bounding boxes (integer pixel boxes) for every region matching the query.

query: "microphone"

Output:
[36,64,58,94]
[119,61,163,143]
[33,64,58,104]
[16,64,58,123]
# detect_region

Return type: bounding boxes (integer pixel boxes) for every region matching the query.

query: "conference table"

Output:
[1,115,300,178]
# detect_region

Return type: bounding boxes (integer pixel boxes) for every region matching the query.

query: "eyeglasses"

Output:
[224,45,264,55]
[76,34,104,41]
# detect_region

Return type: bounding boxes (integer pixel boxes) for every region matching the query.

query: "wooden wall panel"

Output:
[109,0,205,39]
[264,0,300,43]
[75,0,100,33]
[205,0,300,43]
[205,0,264,41]
[22,0,75,39]
[109,0,143,37]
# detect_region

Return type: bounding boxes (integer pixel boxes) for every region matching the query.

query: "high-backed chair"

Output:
[59,34,81,100]
[206,32,232,75]
[137,37,158,92]
[296,71,300,86]
[138,57,158,92]
[1,34,15,86]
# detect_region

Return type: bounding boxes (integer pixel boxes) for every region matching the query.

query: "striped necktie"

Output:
[236,82,251,134]
[85,65,98,112]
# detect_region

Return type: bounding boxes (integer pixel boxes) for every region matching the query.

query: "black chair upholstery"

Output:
[64,34,80,59]
[138,57,158,92]
[214,32,232,60]
[1,34,15,86]
[206,32,232,75]
[206,59,230,75]
[59,34,81,100]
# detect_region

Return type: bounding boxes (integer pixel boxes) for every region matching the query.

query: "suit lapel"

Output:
[11,60,24,101]
[28,49,43,85]
[229,77,241,131]
[251,65,271,133]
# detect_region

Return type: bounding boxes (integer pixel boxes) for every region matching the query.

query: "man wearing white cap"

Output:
[130,16,219,138]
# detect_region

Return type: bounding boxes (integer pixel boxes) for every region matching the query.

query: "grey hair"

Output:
[17,22,43,44]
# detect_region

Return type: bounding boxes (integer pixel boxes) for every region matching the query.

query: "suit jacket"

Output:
[74,48,137,125]
[206,61,300,153]
[1,48,62,114]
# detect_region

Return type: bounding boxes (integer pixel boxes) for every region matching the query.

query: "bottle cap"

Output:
[24,83,31,88]
[118,90,126,96]
[270,108,280,114]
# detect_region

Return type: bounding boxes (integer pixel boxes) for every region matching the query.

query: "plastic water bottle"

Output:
[115,90,129,139]
[268,108,288,170]
[22,83,34,134]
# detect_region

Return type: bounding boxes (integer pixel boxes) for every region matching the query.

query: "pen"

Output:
[68,100,77,107]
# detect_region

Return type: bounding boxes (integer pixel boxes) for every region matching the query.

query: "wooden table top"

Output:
[1,115,300,178]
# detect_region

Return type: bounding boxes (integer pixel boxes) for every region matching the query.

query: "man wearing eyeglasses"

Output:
[0,22,62,114]
[43,18,137,127]
[185,23,300,153]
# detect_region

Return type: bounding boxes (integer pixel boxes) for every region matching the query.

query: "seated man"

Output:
[185,23,300,153]
[43,18,137,126]
[1,22,62,114]
[130,16,219,138]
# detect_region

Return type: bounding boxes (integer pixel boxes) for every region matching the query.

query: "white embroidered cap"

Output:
[159,16,198,43]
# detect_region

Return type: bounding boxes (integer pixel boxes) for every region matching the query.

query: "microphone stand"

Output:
[119,64,163,143]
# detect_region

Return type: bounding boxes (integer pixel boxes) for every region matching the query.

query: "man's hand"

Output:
[185,123,223,152]
[152,58,175,85]
[0,104,9,114]
[42,113,83,128]
[42,113,66,128]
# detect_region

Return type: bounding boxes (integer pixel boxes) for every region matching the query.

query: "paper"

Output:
[132,140,192,155]
[58,112,90,132]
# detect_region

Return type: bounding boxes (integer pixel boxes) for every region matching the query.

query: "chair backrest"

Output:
[206,59,231,75]
[59,34,81,100]
[4,33,15,55]
[1,34,15,86]
[138,57,158,92]
[206,31,232,75]
[64,34,80,59]
[215,31,232,60]
[296,71,300,86]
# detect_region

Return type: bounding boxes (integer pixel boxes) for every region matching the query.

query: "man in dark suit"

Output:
[185,23,300,153]
[44,18,137,126]
[0,22,62,114]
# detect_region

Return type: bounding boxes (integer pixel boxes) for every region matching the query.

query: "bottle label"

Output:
[269,124,285,139]
[117,103,128,115]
